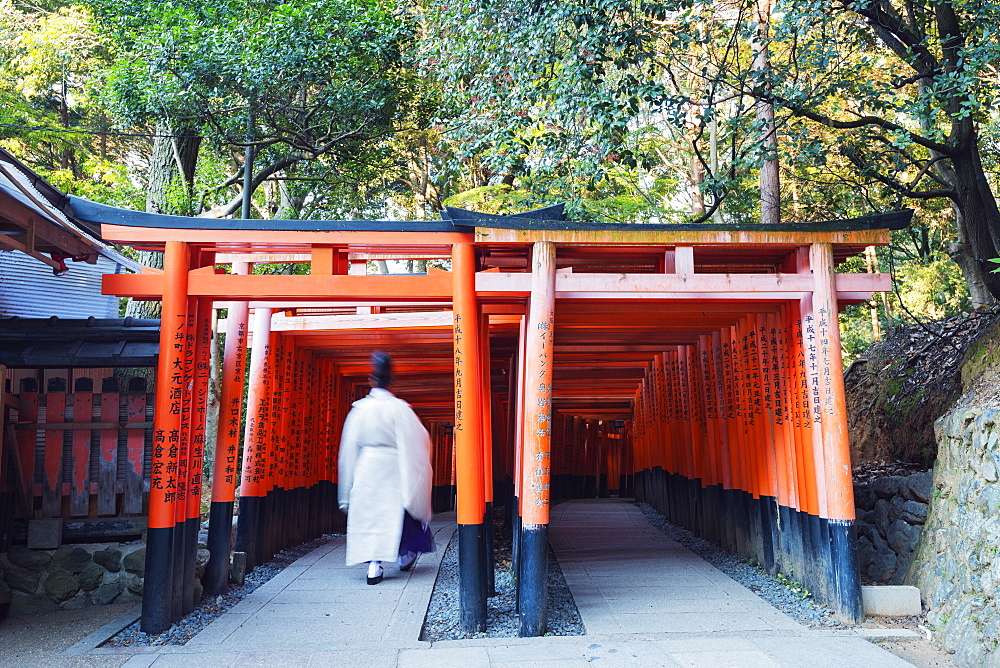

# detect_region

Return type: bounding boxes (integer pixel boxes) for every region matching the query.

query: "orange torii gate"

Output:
[74,195,908,636]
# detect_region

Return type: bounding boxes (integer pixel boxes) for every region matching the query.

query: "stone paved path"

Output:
[73,500,912,667]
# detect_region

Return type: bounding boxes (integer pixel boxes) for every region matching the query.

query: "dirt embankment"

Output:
[846,308,1000,469]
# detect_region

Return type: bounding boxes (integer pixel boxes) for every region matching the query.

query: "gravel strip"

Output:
[421,516,585,640]
[637,502,838,626]
[102,534,339,647]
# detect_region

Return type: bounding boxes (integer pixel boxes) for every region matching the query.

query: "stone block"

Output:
[900,499,928,525]
[44,570,80,603]
[887,519,918,553]
[124,572,144,596]
[861,585,922,616]
[6,545,52,570]
[122,547,145,576]
[874,498,891,530]
[2,563,41,594]
[873,476,903,499]
[232,551,247,585]
[52,546,91,574]
[26,519,62,550]
[195,548,211,578]
[78,563,104,592]
[93,547,122,573]
[980,484,1000,514]
[90,581,122,605]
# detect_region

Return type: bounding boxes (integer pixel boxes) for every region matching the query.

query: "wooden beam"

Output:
[474,227,893,246]
[105,269,890,301]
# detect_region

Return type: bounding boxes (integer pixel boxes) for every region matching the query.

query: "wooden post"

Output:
[810,242,863,622]
[235,307,273,571]
[452,243,486,633]
[480,313,496,596]
[519,240,555,637]
[180,296,213,614]
[205,263,250,595]
[142,240,189,634]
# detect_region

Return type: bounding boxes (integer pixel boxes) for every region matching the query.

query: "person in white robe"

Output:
[338,352,434,584]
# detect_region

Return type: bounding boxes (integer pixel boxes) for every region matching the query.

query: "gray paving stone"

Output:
[397,646,490,667]
[669,649,782,668]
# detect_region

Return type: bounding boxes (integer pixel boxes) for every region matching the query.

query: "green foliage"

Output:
[86,0,422,217]
[895,259,972,320]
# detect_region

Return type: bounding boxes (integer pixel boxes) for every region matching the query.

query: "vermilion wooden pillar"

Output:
[452,243,486,633]
[480,313,496,596]
[519,240,555,637]
[810,242,863,622]
[142,240,189,634]
[205,263,250,595]
[235,307,273,571]
[180,296,213,615]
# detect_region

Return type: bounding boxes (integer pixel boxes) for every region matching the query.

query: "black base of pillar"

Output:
[484,503,496,596]
[204,500,234,595]
[141,525,174,634]
[458,523,486,633]
[234,495,260,570]
[170,520,185,622]
[758,495,776,574]
[182,517,198,614]
[829,518,863,622]
[518,523,548,637]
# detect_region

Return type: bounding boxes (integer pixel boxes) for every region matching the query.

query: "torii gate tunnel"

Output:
[85,198,910,636]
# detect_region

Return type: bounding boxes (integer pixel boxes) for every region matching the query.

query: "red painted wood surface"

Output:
[42,392,65,517]
[98,392,120,515]
[124,392,147,515]
[70,391,93,517]
[15,392,38,511]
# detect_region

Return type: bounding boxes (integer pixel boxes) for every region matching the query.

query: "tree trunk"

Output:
[947,138,1000,304]
[276,177,306,219]
[753,0,780,225]
[128,121,202,318]
[146,120,202,215]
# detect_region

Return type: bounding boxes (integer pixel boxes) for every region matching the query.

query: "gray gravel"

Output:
[636,502,837,626]
[421,520,585,640]
[102,534,339,647]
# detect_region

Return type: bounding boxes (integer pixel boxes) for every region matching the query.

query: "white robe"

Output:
[337,388,433,566]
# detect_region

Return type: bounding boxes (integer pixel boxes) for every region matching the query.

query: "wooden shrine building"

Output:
[71,195,910,636]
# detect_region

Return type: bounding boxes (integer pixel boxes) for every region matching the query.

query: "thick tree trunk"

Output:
[948,139,1000,305]
[146,121,202,215]
[276,177,306,219]
[753,0,780,225]
[128,121,202,319]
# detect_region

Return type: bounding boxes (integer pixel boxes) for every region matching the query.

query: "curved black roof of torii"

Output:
[67,195,912,235]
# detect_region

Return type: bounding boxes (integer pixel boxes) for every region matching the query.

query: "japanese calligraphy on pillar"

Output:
[803,314,822,424]
[175,310,196,507]
[189,304,211,502]
[245,339,271,487]
[527,309,554,507]
[791,319,811,429]
[816,308,836,417]
[758,322,773,415]
[151,309,188,505]
[223,320,247,486]
[723,335,736,420]
[453,312,465,432]
[770,324,785,426]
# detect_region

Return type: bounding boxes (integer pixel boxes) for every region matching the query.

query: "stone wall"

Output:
[911,407,1000,667]
[0,543,146,617]
[855,470,932,584]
